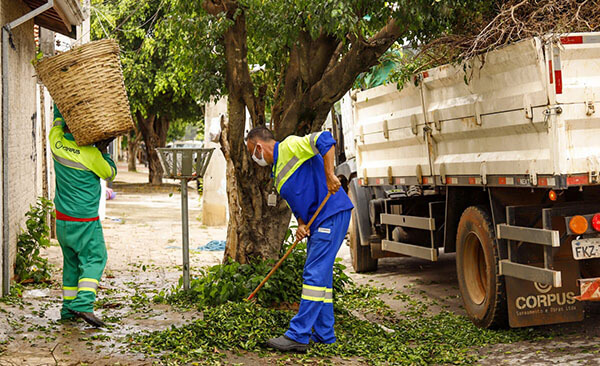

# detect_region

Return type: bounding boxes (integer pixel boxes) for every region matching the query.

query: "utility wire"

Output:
[109,2,145,36]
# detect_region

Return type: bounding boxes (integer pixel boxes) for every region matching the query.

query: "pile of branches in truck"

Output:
[410,0,600,76]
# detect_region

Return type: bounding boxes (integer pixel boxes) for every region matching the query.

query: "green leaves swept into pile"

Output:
[133,285,547,365]
[159,229,351,307]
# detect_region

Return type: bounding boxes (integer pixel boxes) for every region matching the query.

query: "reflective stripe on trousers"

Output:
[63,286,77,300]
[78,278,99,294]
[301,284,333,303]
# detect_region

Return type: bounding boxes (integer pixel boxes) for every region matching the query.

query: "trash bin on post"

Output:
[156,147,215,290]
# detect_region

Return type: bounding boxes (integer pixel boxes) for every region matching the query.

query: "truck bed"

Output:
[354,32,600,189]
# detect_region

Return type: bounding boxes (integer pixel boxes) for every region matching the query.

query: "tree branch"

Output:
[274,18,405,137]
[217,0,263,128]
[310,18,404,105]
[202,0,228,16]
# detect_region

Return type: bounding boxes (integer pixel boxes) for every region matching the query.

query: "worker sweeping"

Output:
[246,126,354,352]
[50,105,117,327]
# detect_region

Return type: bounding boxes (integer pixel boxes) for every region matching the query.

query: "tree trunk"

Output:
[221,103,292,263]
[204,0,404,262]
[137,112,170,184]
[127,128,142,172]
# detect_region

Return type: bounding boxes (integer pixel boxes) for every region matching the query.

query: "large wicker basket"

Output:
[34,39,134,146]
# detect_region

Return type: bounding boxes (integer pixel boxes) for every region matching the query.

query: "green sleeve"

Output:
[49,125,64,146]
[103,153,118,180]
[82,148,117,181]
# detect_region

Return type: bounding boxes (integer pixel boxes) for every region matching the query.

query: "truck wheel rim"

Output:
[464,232,488,305]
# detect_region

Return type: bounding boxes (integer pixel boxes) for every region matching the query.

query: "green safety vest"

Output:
[274,131,324,193]
[50,117,117,218]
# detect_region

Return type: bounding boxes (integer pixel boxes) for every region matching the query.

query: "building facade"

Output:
[0,0,83,295]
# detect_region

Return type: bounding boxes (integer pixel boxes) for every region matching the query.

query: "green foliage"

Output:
[91,0,203,122]
[170,0,495,107]
[133,284,548,365]
[0,283,25,305]
[159,226,351,307]
[14,198,54,284]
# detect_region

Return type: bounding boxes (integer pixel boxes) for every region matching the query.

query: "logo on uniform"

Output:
[318,228,331,234]
[55,140,80,155]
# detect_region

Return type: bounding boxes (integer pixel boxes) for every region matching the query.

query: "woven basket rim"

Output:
[34,39,120,74]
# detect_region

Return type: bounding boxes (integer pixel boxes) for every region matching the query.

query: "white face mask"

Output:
[252,144,269,167]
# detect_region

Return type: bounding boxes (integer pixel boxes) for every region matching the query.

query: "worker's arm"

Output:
[84,147,117,181]
[102,153,118,181]
[296,217,309,241]
[48,120,65,147]
[323,146,341,194]
[93,138,117,181]
[286,131,337,160]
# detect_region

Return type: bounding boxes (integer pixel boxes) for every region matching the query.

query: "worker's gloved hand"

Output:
[296,224,310,241]
[326,173,341,194]
[95,138,115,154]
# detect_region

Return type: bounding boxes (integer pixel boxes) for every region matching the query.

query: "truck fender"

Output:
[349,178,372,246]
[335,158,356,183]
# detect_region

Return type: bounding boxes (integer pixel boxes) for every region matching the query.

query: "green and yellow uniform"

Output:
[50,107,117,319]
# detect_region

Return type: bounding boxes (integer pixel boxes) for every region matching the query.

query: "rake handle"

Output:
[247,192,332,301]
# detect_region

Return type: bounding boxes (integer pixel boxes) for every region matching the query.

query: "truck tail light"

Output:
[592,214,600,232]
[549,190,557,201]
[569,215,589,235]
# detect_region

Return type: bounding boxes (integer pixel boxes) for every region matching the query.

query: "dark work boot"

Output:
[266,335,308,352]
[67,309,106,328]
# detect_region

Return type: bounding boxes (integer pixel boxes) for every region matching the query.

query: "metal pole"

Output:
[181,179,190,290]
[1,28,9,296]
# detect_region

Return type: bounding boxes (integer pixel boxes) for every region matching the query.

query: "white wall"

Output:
[202,98,228,226]
[0,0,43,290]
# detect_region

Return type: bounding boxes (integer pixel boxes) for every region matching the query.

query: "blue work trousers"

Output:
[285,209,351,344]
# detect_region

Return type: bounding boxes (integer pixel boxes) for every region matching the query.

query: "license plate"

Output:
[572,238,600,260]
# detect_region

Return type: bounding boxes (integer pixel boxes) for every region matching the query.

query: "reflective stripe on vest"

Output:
[309,132,320,155]
[52,151,91,171]
[274,132,324,192]
[275,156,299,190]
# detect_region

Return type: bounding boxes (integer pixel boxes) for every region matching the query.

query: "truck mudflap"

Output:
[497,202,600,327]
[576,277,600,301]
[505,259,584,328]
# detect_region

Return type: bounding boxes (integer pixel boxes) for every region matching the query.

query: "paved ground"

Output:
[342,254,600,365]
[0,162,599,365]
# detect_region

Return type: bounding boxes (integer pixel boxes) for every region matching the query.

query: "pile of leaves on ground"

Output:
[156,228,351,308]
[131,284,548,365]
[133,227,549,365]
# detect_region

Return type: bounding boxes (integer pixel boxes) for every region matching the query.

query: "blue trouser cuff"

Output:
[310,333,336,344]
[284,330,309,344]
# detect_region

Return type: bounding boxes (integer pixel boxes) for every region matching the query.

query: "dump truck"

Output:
[334,32,600,328]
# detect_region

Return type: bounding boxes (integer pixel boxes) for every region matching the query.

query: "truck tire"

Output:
[349,210,378,273]
[456,206,507,328]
